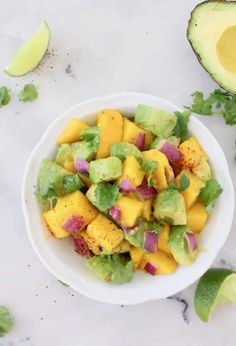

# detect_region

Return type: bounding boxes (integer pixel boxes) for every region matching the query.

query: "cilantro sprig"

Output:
[188,89,236,125]
[140,159,158,187]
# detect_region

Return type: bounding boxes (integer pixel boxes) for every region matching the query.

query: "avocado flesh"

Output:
[135,105,176,138]
[187,1,236,94]
[154,189,187,225]
[168,226,197,265]
[89,157,122,184]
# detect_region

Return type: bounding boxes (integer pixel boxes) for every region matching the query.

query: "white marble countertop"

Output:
[0,0,235,345]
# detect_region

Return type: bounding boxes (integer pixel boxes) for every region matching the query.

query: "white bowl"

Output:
[22,93,235,305]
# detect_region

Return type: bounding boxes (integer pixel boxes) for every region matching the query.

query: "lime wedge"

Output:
[194,268,236,322]
[4,21,50,77]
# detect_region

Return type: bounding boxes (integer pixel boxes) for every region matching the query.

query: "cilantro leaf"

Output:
[199,178,223,206]
[63,174,84,194]
[173,110,191,141]
[0,306,13,337]
[80,126,99,141]
[141,159,158,187]
[138,219,162,234]
[18,84,38,102]
[0,87,11,107]
[189,89,236,125]
[190,91,214,115]
[95,183,119,212]
[58,280,70,287]
[179,174,190,192]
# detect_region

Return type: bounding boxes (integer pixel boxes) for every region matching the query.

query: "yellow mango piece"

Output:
[79,174,92,188]
[80,230,101,255]
[175,170,205,209]
[142,199,152,221]
[140,251,178,274]
[142,149,172,191]
[96,110,123,158]
[112,240,130,254]
[118,156,145,187]
[44,191,98,239]
[117,196,143,227]
[57,118,89,145]
[63,159,75,173]
[130,247,145,269]
[87,214,124,252]
[123,118,154,149]
[187,201,208,232]
[158,224,171,254]
[179,137,207,170]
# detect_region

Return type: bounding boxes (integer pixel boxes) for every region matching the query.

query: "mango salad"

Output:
[36,105,223,284]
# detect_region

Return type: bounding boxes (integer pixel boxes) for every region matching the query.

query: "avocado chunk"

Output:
[86,183,119,212]
[135,105,177,138]
[187,1,236,94]
[71,141,97,162]
[110,142,142,162]
[192,158,211,182]
[55,144,74,171]
[150,136,180,150]
[38,159,73,197]
[154,189,186,225]
[168,226,197,265]
[89,157,122,184]
[37,160,84,205]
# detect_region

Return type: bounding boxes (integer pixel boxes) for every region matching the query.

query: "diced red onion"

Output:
[73,236,90,257]
[135,132,146,151]
[160,142,182,164]
[119,178,136,193]
[144,262,156,275]
[109,206,121,220]
[185,232,198,253]
[144,231,158,253]
[62,215,84,234]
[75,158,89,173]
[137,179,157,200]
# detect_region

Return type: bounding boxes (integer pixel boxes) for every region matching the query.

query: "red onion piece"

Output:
[62,215,84,234]
[73,236,90,257]
[185,232,198,253]
[137,179,157,200]
[144,262,156,275]
[160,142,182,164]
[75,158,89,173]
[144,231,158,253]
[119,178,136,192]
[109,206,121,220]
[135,132,146,151]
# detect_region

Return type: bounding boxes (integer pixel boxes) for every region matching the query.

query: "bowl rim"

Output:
[22,92,235,305]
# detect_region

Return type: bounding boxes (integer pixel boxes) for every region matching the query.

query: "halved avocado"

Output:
[187,1,236,94]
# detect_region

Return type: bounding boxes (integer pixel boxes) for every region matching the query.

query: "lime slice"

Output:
[194,268,236,322]
[4,21,50,77]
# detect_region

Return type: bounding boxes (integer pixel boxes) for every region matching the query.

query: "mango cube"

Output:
[87,214,124,252]
[118,155,145,187]
[175,170,205,209]
[116,196,143,227]
[57,118,89,144]
[96,109,123,158]
[187,201,208,232]
[44,191,98,238]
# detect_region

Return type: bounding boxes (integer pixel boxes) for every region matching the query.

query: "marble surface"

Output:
[0,0,235,345]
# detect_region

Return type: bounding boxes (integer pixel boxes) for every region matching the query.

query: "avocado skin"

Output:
[187,0,236,94]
